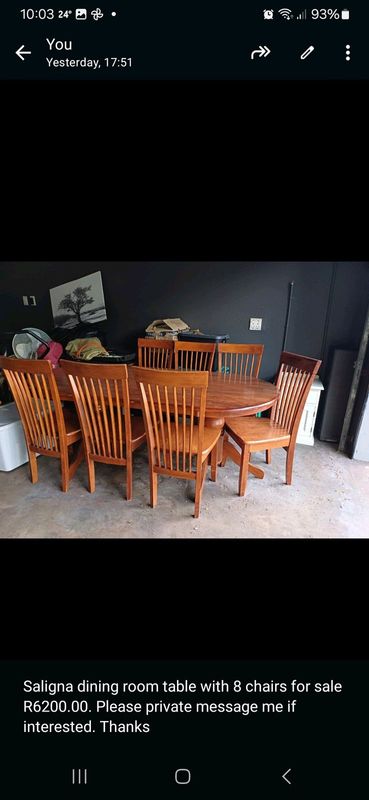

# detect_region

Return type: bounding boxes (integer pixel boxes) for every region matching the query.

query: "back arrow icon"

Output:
[251,45,271,59]
[282,768,292,785]
[16,45,32,61]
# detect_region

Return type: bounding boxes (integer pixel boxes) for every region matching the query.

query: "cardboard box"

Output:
[145,318,190,340]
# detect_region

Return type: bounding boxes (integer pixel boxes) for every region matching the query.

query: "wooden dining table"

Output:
[55,366,279,480]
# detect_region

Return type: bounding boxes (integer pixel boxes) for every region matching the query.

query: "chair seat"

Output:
[130,415,147,447]
[78,410,146,453]
[104,411,146,447]
[62,407,82,444]
[224,416,290,447]
[154,423,220,461]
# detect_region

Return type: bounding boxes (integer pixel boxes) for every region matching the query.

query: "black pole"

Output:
[339,299,369,453]
[282,281,294,351]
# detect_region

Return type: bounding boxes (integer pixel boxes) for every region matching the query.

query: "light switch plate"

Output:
[249,318,262,331]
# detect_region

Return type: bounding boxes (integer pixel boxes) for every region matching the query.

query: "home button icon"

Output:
[175,768,191,785]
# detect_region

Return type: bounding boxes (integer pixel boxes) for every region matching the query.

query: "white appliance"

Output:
[0,402,29,471]
[296,377,324,446]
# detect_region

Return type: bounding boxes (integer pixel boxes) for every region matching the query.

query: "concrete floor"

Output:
[0,440,368,538]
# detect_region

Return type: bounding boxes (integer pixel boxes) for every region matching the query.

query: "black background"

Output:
[2,79,364,260]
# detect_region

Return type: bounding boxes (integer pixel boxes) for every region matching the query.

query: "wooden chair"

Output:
[218,343,264,377]
[174,341,216,372]
[60,360,146,499]
[137,338,174,369]
[0,356,83,492]
[133,367,221,517]
[221,351,322,495]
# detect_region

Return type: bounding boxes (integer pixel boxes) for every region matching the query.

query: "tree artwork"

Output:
[58,285,94,323]
[50,271,107,328]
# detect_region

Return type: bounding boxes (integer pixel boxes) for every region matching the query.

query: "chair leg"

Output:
[266,449,272,464]
[68,441,84,480]
[217,432,224,466]
[60,448,70,493]
[28,450,38,484]
[238,446,250,497]
[220,432,229,467]
[194,459,207,518]
[150,471,158,508]
[86,456,96,493]
[285,445,295,485]
[126,454,133,501]
[210,443,218,482]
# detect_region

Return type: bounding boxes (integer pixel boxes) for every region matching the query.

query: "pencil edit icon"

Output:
[300,45,314,60]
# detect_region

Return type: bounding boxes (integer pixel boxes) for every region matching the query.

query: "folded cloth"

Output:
[66,338,110,361]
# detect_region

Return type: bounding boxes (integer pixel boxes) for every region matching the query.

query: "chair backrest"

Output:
[271,351,322,437]
[0,356,65,454]
[218,343,264,378]
[133,366,208,475]
[137,338,174,369]
[60,360,132,462]
[174,341,216,372]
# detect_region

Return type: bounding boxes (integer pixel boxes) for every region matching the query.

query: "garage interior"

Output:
[1,261,368,538]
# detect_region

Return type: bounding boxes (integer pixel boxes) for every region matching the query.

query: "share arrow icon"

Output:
[250,45,271,60]
[16,45,32,61]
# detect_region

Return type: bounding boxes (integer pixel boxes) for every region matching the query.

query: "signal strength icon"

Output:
[296,9,307,19]
[278,7,293,18]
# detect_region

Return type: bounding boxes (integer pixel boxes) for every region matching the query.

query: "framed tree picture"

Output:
[50,271,107,329]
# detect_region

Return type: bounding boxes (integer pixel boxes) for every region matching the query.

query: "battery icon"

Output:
[341,9,350,19]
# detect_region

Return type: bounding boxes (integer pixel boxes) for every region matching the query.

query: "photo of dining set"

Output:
[0,338,321,518]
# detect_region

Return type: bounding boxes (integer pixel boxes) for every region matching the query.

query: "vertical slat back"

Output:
[133,367,208,475]
[174,342,216,372]
[218,344,264,377]
[60,361,132,461]
[0,357,63,452]
[137,339,174,369]
[271,351,322,435]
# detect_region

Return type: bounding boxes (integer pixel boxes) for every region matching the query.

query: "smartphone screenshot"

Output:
[1,2,367,799]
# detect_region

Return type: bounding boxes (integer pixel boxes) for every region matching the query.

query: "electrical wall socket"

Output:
[249,318,262,331]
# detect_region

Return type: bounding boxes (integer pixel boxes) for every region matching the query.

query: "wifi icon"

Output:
[278,8,293,18]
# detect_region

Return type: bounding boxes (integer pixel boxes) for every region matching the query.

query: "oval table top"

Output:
[55,366,279,425]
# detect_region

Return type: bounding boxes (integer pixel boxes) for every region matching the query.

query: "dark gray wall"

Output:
[0,262,368,380]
